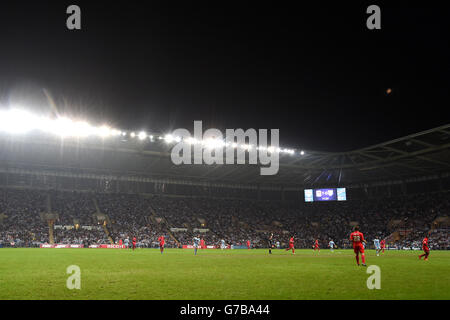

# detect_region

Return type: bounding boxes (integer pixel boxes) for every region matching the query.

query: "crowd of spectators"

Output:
[0,188,48,247]
[0,187,448,249]
[96,193,177,248]
[53,227,109,245]
[145,191,449,249]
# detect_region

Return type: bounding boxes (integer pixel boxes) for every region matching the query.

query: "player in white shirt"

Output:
[329,240,335,252]
[373,238,381,256]
[193,236,201,255]
[220,239,226,250]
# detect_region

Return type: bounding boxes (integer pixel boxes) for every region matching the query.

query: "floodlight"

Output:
[204,138,225,149]
[72,121,92,137]
[0,109,37,134]
[138,131,147,140]
[164,134,174,143]
[98,126,111,138]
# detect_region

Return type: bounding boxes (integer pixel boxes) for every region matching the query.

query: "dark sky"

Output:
[0,1,449,151]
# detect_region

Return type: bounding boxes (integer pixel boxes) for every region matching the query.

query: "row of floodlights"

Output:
[0,108,305,156]
[159,134,303,155]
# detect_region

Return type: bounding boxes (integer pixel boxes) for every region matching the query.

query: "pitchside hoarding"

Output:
[39,244,127,248]
[40,244,84,248]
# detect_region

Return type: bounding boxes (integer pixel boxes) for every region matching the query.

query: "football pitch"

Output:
[0,248,448,300]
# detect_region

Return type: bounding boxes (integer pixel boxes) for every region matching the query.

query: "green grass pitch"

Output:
[0,248,448,300]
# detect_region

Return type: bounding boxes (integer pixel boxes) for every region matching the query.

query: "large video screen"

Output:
[304,188,346,202]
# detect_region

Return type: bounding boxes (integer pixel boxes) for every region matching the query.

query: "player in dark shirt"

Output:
[268,233,274,254]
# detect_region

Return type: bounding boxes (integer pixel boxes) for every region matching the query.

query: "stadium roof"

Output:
[0,124,449,189]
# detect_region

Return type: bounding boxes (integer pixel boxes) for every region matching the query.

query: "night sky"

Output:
[0,1,448,151]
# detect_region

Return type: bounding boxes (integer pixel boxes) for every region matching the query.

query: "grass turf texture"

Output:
[0,248,448,300]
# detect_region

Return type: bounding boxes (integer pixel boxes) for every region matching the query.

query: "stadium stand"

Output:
[0,125,449,249]
[0,187,448,249]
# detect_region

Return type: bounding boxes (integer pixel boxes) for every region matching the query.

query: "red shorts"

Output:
[289,244,294,249]
[423,246,429,253]
[353,244,364,254]
[160,243,164,248]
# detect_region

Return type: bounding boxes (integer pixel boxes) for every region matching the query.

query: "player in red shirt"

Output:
[380,239,386,254]
[158,235,165,254]
[200,238,205,249]
[246,240,251,250]
[132,236,136,251]
[350,226,366,266]
[286,236,295,254]
[418,236,430,261]
[313,239,320,252]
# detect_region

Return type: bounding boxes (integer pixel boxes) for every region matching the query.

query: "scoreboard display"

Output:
[304,188,347,202]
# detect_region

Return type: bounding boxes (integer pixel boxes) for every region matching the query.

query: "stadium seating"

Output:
[0,187,448,249]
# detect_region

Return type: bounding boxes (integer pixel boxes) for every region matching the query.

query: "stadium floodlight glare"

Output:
[164,134,174,143]
[203,138,225,149]
[185,137,198,145]
[75,121,95,137]
[283,148,295,155]
[0,109,38,134]
[63,120,92,137]
[111,129,121,136]
[41,116,99,138]
[0,108,128,139]
[47,117,71,137]
[98,125,112,138]
[138,131,147,140]
[0,108,307,157]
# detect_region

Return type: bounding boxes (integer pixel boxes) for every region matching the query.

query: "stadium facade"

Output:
[0,124,449,200]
